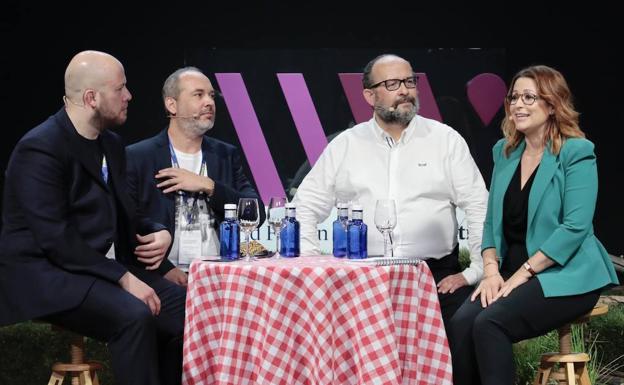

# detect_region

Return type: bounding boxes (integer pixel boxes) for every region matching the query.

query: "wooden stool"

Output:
[47,327,102,385]
[533,305,608,385]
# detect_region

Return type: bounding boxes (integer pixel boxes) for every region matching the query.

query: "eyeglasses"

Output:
[369,76,418,91]
[506,92,541,106]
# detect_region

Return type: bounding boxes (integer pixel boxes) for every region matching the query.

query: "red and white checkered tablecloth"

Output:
[182,256,452,385]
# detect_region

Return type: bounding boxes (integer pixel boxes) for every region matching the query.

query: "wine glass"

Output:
[268,196,287,258]
[237,198,260,262]
[374,199,397,258]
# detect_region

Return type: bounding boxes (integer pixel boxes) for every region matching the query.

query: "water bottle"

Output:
[332,203,349,257]
[219,204,240,260]
[347,204,367,259]
[280,203,300,257]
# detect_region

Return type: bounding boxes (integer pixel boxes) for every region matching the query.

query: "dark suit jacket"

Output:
[126,129,265,273]
[0,109,166,326]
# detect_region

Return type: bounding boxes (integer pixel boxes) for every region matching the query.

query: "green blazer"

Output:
[482,138,619,297]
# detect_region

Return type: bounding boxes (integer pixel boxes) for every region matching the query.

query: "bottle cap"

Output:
[224,203,237,210]
[337,202,349,209]
[352,204,363,211]
[285,203,296,209]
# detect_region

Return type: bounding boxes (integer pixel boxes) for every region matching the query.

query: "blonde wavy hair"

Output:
[502,65,584,157]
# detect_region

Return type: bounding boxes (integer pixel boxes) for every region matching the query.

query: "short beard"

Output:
[375,97,419,126]
[90,108,125,132]
[179,118,214,138]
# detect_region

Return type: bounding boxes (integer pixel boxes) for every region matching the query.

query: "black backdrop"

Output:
[1,4,621,254]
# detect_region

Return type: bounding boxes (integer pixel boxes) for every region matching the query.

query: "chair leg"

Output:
[48,371,65,385]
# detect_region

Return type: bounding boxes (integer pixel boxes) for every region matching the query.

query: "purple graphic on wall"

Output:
[467,73,507,126]
[216,71,505,203]
[277,73,328,166]
[215,73,285,202]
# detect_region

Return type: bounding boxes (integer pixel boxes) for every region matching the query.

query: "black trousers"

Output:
[426,246,474,330]
[43,265,186,385]
[447,277,600,385]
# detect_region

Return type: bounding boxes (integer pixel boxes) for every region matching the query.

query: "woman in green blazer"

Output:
[448,65,619,385]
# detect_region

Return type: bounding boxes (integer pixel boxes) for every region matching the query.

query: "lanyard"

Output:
[101,155,108,183]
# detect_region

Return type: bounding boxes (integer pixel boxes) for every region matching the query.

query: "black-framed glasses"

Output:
[506,92,541,106]
[369,76,418,91]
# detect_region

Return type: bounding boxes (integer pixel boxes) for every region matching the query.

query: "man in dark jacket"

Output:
[126,67,264,285]
[0,50,185,385]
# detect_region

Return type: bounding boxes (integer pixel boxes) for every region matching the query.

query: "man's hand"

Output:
[119,272,161,315]
[135,230,171,270]
[164,267,188,286]
[437,272,469,294]
[156,167,215,195]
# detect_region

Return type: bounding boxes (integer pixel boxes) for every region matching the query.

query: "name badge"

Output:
[179,229,202,265]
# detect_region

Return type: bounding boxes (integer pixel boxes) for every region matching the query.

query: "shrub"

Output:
[0,322,113,385]
[459,246,471,270]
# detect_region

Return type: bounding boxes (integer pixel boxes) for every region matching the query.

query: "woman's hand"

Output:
[471,273,504,308]
[493,268,533,301]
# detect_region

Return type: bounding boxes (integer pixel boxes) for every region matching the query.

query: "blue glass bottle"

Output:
[347,204,367,259]
[280,203,300,257]
[219,204,240,260]
[332,203,349,257]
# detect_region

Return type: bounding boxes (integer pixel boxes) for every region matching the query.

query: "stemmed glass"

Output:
[374,199,397,258]
[237,198,260,262]
[268,196,287,258]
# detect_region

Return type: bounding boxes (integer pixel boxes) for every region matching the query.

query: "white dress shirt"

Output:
[293,115,488,285]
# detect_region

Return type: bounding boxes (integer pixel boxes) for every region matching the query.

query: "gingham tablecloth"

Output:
[182,256,452,385]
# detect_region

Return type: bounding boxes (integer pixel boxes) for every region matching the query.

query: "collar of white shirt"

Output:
[370,115,419,148]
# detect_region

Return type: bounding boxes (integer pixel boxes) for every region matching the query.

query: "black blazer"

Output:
[125,129,265,273]
[0,109,166,326]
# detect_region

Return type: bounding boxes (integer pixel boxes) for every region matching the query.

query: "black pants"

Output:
[426,246,474,330]
[43,266,186,385]
[447,277,600,385]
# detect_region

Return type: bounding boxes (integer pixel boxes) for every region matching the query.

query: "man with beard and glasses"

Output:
[293,54,488,326]
[126,67,264,285]
[0,50,186,385]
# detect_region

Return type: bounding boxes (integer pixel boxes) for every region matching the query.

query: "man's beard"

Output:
[375,96,419,126]
[91,106,127,131]
[179,117,215,137]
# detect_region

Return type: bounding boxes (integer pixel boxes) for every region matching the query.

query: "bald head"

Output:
[64,50,124,103]
[362,54,412,89]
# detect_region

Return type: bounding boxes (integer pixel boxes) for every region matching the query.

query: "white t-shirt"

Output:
[168,148,220,269]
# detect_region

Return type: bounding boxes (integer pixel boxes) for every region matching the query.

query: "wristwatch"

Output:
[523,261,536,277]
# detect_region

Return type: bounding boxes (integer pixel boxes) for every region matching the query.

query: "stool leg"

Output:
[565,362,577,385]
[48,371,65,385]
[91,370,100,385]
[533,362,553,385]
[78,370,93,385]
[578,363,591,385]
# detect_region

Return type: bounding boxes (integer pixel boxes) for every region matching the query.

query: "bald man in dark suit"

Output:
[0,50,185,385]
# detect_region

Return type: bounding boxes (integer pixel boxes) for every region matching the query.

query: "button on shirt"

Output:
[293,115,488,285]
